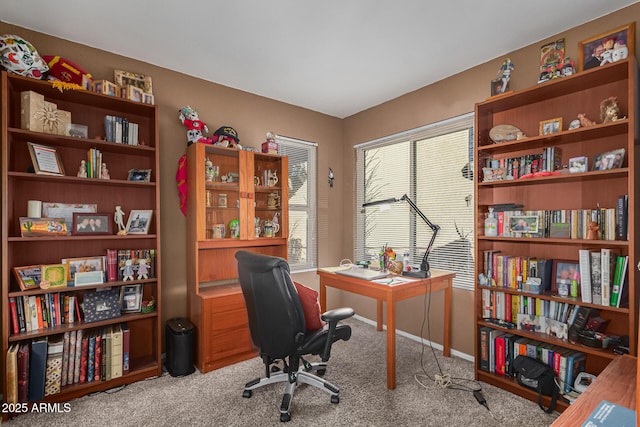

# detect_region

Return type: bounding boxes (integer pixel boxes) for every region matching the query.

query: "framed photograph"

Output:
[41,264,68,288]
[42,202,97,234]
[508,215,539,234]
[114,69,153,94]
[65,256,104,284]
[12,265,42,291]
[578,23,635,72]
[593,148,625,171]
[125,210,153,234]
[19,217,67,237]
[83,289,121,323]
[120,284,143,313]
[552,260,580,295]
[141,92,154,105]
[72,212,113,235]
[121,85,144,102]
[482,167,507,182]
[568,156,588,173]
[539,117,562,135]
[127,169,152,182]
[27,142,65,176]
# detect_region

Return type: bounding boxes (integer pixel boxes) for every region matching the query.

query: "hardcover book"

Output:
[111,324,123,379]
[122,322,131,374]
[17,343,29,402]
[44,334,63,396]
[590,252,602,305]
[28,337,48,401]
[583,400,635,426]
[6,343,19,404]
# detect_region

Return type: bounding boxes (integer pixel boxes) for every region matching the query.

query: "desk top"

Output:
[551,355,637,426]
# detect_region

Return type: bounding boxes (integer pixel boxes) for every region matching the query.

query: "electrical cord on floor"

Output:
[413,276,498,420]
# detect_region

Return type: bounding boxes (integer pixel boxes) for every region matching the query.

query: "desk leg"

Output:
[443,279,451,357]
[319,279,327,313]
[376,300,383,331]
[386,297,396,389]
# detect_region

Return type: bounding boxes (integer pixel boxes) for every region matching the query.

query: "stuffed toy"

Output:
[42,55,92,86]
[600,96,625,123]
[0,34,49,79]
[178,106,212,146]
[211,126,241,148]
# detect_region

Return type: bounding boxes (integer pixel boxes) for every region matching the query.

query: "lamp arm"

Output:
[399,194,440,272]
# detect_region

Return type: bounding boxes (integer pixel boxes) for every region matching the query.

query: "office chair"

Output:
[235,250,354,422]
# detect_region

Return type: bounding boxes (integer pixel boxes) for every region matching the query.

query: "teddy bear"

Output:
[178,106,212,146]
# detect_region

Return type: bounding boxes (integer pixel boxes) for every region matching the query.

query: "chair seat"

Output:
[297,324,351,356]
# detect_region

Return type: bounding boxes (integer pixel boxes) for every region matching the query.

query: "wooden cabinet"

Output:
[1,72,161,409]
[186,143,288,372]
[473,58,637,412]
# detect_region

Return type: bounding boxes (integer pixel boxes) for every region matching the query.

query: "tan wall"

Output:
[340,5,640,356]
[2,3,639,357]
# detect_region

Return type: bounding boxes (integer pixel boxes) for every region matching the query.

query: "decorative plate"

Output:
[489,124,522,143]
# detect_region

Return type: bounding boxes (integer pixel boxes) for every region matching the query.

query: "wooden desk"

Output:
[317,268,455,389]
[551,355,637,426]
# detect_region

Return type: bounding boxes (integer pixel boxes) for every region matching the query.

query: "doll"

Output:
[178,105,211,146]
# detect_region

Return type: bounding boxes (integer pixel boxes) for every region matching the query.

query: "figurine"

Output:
[121,259,134,281]
[178,105,211,146]
[114,205,127,234]
[494,58,514,94]
[137,258,149,279]
[587,221,600,240]
[100,162,110,179]
[77,160,87,177]
[600,96,626,123]
[205,157,215,182]
[578,113,596,127]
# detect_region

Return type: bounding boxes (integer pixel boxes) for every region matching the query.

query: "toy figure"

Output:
[121,259,134,281]
[115,206,126,234]
[100,162,110,179]
[178,105,211,146]
[137,258,149,279]
[587,221,600,240]
[211,126,240,148]
[496,58,514,94]
[77,160,87,177]
[578,113,596,127]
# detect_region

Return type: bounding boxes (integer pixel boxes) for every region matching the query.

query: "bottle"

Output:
[379,248,385,271]
[484,207,498,237]
[403,251,411,272]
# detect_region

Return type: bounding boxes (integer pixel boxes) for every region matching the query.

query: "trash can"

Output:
[165,317,195,376]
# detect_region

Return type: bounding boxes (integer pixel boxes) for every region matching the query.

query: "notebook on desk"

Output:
[334,266,389,281]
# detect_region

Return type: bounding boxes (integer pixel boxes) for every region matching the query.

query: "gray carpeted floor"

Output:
[5,318,559,426]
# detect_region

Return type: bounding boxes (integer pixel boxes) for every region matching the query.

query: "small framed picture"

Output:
[120,284,143,313]
[508,215,539,234]
[482,167,507,182]
[578,23,635,72]
[42,202,97,233]
[121,85,144,102]
[41,264,68,289]
[141,92,154,105]
[65,256,104,284]
[539,117,562,135]
[568,156,588,173]
[127,169,152,182]
[72,212,113,235]
[19,217,67,237]
[27,142,65,176]
[12,265,42,291]
[114,69,153,94]
[125,209,153,234]
[593,148,625,171]
[552,260,580,296]
[83,289,121,323]
[66,123,88,138]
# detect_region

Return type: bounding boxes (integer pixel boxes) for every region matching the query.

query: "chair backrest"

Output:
[235,251,306,359]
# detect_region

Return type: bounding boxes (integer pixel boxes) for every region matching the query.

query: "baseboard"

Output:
[352,314,474,362]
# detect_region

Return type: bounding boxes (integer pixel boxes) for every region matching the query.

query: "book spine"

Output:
[615,195,628,240]
[61,331,70,387]
[9,297,19,335]
[107,249,118,282]
[578,250,592,303]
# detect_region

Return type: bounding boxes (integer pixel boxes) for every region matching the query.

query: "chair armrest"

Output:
[321,307,355,323]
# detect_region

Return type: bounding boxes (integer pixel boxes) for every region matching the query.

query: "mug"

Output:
[212,224,226,239]
[218,193,227,208]
[263,222,274,237]
[267,193,278,208]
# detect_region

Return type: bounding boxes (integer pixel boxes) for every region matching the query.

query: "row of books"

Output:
[5,323,130,404]
[489,203,626,241]
[107,248,156,282]
[9,294,81,335]
[579,250,629,307]
[85,147,104,178]
[103,115,140,145]
[482,251,552,291]
[484,147,563,181]
[479,326,586,394]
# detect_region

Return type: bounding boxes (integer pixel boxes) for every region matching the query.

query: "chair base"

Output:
[243,361,340,422]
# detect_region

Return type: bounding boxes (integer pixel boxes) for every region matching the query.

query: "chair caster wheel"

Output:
[280,413,291,422]
[271,365,281,373]
[331,395,339,404]
[316,368,326,376]
[243,390,252,398]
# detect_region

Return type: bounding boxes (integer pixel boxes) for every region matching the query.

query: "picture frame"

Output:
[42,202,97,234]
[125,210,153,234]
[19,217,67,237]
[127,169,152,182]
[114,69,153,94]
[65,256,104,284]
[120,284,143,313]
[508,215,539,234]
[120,85,144,102]
[482,167,507,182]
[72,212,113,235]
[578,23,635,72]
[83,289,121,323]
[593,148,625,171]
[27,142,65,176]
[141,92,154,105]
[539,117,562,135]
[568,156,588,173]
[12,265,42,291]
[41,264,68,289]
[552,260,580,296]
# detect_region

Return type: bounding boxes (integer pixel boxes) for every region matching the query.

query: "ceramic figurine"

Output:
[114,205,127,234]
[100,162,110,179]
[77,160,87,177]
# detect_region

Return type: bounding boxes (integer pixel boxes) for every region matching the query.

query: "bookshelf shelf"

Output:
[1,71,161,415]
[473,57,638,411]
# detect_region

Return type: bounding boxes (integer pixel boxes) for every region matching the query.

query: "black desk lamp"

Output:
[362,194,440,278]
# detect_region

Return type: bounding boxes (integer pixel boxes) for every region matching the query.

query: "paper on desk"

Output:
[318,266,351,273]
[372,277,415,285]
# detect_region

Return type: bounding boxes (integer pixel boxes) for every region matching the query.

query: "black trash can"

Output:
[165,317,195,376]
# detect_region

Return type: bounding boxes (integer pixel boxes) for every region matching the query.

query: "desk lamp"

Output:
[362,194,440,278]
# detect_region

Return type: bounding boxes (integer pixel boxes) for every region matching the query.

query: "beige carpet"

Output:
[5,318,558,426]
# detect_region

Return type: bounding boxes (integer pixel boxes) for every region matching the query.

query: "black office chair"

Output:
[235,250,354,422]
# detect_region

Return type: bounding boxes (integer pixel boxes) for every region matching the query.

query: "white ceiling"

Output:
[1,1,638,118]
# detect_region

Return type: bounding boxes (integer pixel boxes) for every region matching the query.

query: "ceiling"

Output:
[1,1,638,118]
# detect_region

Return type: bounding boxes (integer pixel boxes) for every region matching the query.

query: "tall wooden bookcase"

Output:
[186,142,288,373]
[1,71,161,410]
[473,58,638,411]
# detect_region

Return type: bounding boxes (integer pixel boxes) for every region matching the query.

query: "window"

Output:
[276,135,318,272]
[355,113,475,290]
